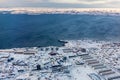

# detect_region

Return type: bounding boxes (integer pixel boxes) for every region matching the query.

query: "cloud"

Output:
[21,0,107,4]
[50,0,107,4]
[0,0,120,8]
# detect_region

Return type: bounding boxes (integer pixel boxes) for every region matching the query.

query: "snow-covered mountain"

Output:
[0,8,120,15]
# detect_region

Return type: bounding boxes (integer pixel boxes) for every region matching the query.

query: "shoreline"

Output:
[0,39,118,50]
[0,39,67,50]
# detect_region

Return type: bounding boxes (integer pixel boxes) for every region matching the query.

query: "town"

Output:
[0,40,120,80]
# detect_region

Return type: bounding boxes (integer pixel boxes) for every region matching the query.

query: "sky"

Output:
[0,0,120,8]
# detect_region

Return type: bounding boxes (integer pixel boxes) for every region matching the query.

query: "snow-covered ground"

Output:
[71,66,95,80]
[1,40,120,80]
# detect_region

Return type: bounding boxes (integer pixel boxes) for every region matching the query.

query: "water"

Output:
[0,14,120,49]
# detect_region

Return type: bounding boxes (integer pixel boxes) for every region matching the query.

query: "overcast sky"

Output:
[0,0,120,8]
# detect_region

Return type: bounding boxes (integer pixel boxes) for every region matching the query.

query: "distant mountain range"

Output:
[0,8,120,16]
